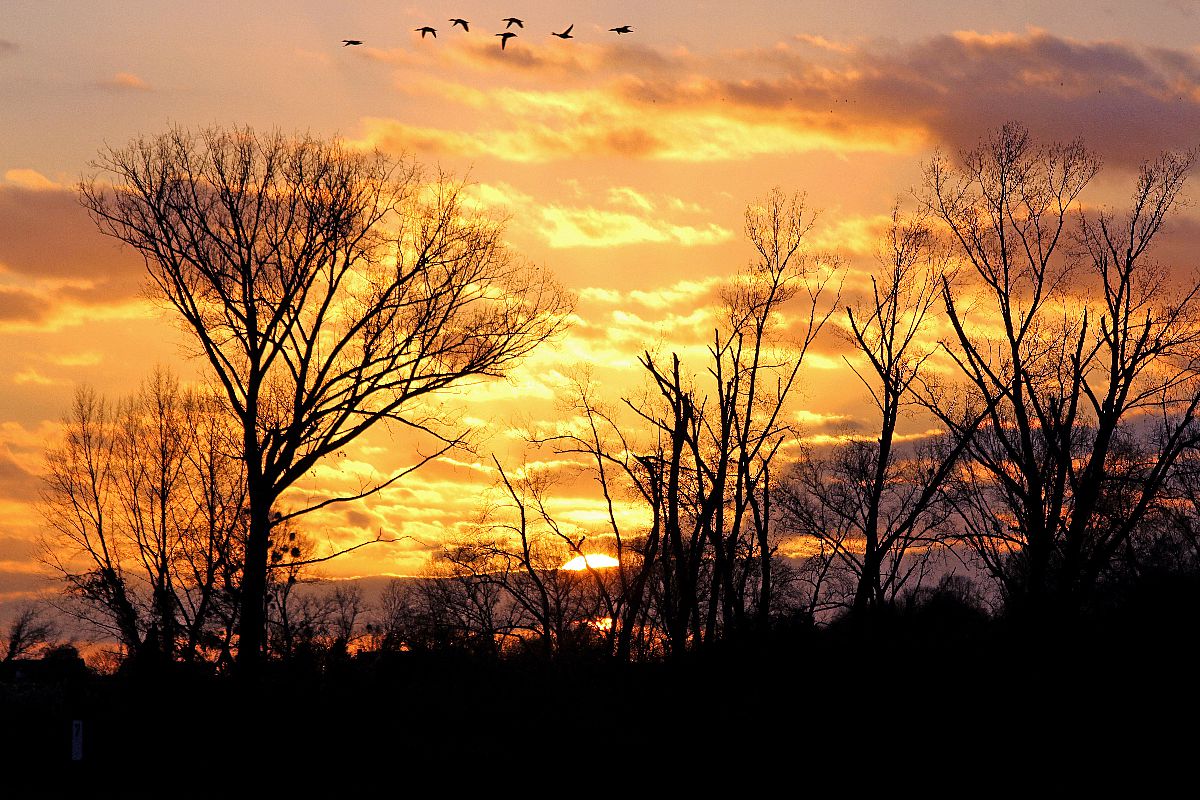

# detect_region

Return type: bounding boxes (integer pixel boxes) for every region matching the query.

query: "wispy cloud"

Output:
[466,180,733,249]
[541,205,732,248]
[3,169,60,191]
[355,29,1200,167]
[98,71,151,92]
[582,277,724,310]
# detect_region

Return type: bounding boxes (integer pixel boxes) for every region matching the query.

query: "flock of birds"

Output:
[342,17,633,50]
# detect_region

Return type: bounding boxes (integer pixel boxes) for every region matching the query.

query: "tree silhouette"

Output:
[3,605,61,663]
[781,207,979,614]
[39,372,246,666]
[80,126,571,672]
[529,189,841,655]
[923,122,1200,611]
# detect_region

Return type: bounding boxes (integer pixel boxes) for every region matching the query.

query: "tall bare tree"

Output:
[529,189,840,656]
[924,122,1200,610]
[783,207,971,613]
[80,126,571,671]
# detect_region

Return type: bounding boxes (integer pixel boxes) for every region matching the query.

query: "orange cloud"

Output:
[99,71,151,91]
[356,29,1200,168]
[3,169,60,190]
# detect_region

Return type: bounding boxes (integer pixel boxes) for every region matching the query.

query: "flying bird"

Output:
[609,25,633,34]
[415,26,437,38]
[552,24,574,39]
[502,17,524,29]
[342,39,363,46]
[496,31,517,49]
[449,18,469,31]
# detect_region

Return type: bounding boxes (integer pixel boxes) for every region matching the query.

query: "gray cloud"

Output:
[622,30,1200,168]
[0,286,50,324]
[0,450,39,500]
[0,186,145,303]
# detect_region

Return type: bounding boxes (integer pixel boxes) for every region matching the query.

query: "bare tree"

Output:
[526,189,841,656]
[781,207,975,613]
[39,373,246,666]
[924,122,1200,610]
[373,543,520,658]
[3,605,61,663]
[704,188,842,633]
[80,126,572,671]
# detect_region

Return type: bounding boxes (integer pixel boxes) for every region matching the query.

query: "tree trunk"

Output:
[236,489,271,675]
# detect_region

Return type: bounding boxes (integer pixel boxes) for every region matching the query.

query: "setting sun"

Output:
[561,554,621,571]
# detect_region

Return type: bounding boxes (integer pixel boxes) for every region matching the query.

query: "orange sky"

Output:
[4,2,1200,616]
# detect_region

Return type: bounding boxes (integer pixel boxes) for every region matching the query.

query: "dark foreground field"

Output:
[4,590,1199,795]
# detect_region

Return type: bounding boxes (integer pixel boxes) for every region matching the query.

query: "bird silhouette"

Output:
[342,39,363,46]
[609,25,633,34]
[502,17,524,29]
[449,18,469,31]
[552,24,574,39]
[496,31,517,49]
[415,26,437,38]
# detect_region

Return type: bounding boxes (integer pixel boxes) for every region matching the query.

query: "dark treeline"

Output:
[8,123,1200,770]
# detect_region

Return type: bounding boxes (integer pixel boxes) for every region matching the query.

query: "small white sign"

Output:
[71,720,83,761]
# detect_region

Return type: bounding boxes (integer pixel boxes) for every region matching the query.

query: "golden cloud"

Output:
[3,169,60,190]
[464,179,732,250]
[540,205,732,248]
[355,29,1200,168]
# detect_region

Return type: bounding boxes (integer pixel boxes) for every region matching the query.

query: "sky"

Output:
[4,1,1200,617]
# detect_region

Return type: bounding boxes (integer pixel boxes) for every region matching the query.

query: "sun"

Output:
[561,553,620,571]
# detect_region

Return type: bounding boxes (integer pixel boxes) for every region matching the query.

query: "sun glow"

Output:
[561,553,620,571]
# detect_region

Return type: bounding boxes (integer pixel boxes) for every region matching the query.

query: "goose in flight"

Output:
[502,17,524,29]
[449,18,470,31]
[609,25,633,34]
[496,31,517,49]
[552,24,574,39]
[415,26,437,38]
[342,39,363,46]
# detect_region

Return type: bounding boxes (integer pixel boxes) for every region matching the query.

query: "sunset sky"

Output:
[4,1,1200,618]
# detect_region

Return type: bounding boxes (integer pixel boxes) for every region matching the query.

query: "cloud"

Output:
[0,448,38,500]
[0,286,50,324]
[540,205,732,248]
[466,179,732,250]
[357,29,1200,168]
[46,351,103,368]
[579,277,725,311]
[365,40,680,82]
[0,185,145,306]
[607,187,655,212]
[98,72,151,92]
[3,169,60,190]
[12,369,57,386]
[735,28,1200,168]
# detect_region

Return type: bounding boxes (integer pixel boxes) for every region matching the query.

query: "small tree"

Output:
[3,605,61,663]
[81,126,571,671]
[39,373,246,666]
